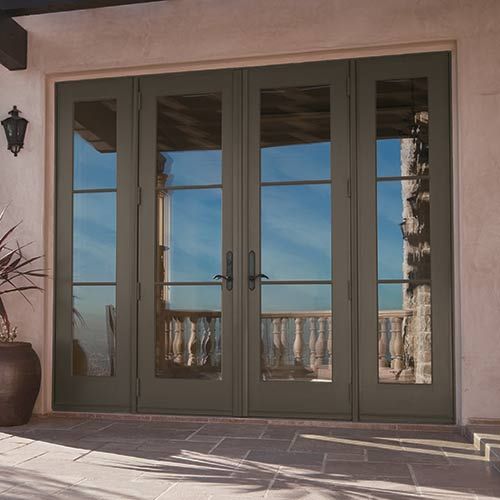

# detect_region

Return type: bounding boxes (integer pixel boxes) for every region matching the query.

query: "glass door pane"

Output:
[259,84,333,382]
[155,93,223,380]
[247,62,351,419]
[137,71,235,415]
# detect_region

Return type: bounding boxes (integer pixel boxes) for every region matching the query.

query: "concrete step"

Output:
[464,424,500,473]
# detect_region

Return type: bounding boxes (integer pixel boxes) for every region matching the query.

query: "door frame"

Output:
[53,52,454,422]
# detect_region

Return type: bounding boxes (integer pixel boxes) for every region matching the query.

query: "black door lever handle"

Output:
[213,274,232,281]
[254,273,269,280]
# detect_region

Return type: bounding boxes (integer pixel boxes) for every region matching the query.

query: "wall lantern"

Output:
[1,106,28,157]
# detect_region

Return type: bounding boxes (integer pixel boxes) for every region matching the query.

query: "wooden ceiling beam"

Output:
[0,14,27,70]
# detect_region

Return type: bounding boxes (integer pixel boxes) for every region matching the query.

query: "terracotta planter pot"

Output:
[0,342,41,426]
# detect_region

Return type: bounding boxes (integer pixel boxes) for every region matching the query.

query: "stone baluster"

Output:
[315,317,327,368]
[327,316,333,367]
[187,317,198,366]
[293,318,304,367]
[389,316,404,371]
[165,318,172,360]
[173,317,185,365]
[378,318,389,367]
[200,317,214,366]
[280,318,288,364]
[272,318,284,367]
[309,318,317,370]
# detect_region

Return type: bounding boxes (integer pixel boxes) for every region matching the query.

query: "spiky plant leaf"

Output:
[0,208,47,337]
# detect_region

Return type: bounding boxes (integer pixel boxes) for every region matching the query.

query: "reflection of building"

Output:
[157,153,173,290]
[401,111,431,384]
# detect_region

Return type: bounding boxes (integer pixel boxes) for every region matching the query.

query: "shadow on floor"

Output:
[0,417,499,499]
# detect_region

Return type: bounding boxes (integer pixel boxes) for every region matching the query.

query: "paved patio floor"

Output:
[0,417,499,499]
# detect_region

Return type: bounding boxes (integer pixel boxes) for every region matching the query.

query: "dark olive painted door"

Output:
[245,62,352,419]
[136,71,238,415]
[356,53,454,422]
[54,78,136,411]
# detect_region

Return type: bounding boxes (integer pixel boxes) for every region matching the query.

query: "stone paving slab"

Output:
[0,417,498,499]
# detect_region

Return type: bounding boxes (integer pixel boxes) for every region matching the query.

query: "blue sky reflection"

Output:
[261,183,331,281]
[162,150,221,186]
[73,133,116,190]
[72,132,408,340]
[261,143,330,182]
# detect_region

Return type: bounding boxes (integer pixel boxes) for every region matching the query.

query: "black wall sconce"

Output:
[1,106,28,157]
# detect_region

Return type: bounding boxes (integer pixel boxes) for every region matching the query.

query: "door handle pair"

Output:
[213,251,269,291]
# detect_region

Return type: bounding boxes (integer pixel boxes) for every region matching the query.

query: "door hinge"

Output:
[346,75,351,97]
[137,91,142,111]
[136,282,141,301]
[136,378,141,398]
[347,178,351,198]
[137,186,142,206]
[347,280,352,301]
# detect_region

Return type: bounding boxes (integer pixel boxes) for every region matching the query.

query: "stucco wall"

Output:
[0,0,499,422]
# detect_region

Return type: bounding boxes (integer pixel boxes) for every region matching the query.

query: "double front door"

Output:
[55,53,453,422]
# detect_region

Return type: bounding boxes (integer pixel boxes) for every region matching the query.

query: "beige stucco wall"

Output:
[0,0,499,423]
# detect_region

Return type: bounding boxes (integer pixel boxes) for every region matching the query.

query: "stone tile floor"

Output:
[0,417,499,499]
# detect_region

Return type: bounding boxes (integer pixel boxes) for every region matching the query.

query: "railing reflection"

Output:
[156,309,222,379]
[378,310,414,383]
[155,309,414,383]
[260,312,332,382]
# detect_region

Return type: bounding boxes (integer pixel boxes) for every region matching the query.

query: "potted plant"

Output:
[0,206,46,426]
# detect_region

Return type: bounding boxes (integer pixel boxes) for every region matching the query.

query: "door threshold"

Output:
[45,411,460,432]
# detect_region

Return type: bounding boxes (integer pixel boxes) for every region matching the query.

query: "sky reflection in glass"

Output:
[161,150,221,187]
[73,192,116,282]
[71,116,411,312]
[377,139,402,178]
[377,181,405,281]
[261,184,331,281]
[73,132,116,190]
[161,188,221,283]
[261,142,330,182]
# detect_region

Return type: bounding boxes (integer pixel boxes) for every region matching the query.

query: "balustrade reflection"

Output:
[154,308,415,383]
[378,310,417,383]
[260,313,333,382]
[155,310,222,380]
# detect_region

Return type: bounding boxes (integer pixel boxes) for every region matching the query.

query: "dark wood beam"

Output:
[0,1,165,17]
[0,14,27,70]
